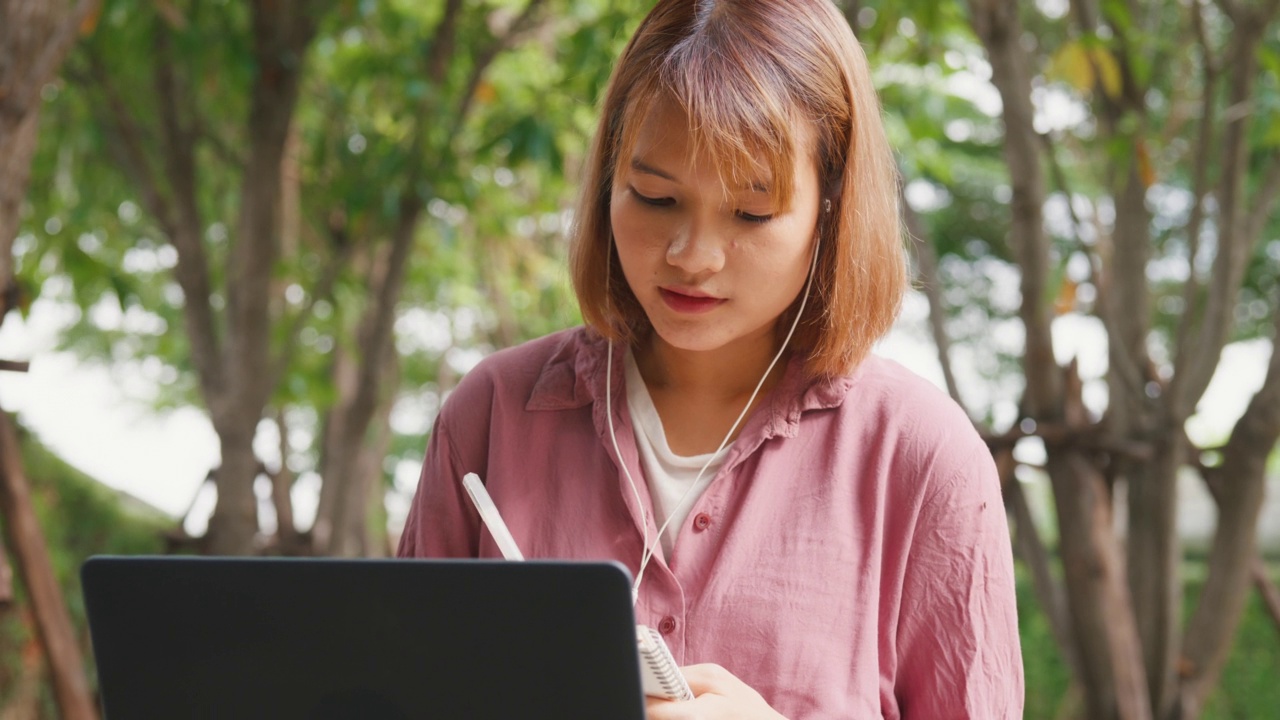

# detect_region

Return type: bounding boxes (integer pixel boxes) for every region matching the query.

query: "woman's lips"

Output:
[659,288,725,314]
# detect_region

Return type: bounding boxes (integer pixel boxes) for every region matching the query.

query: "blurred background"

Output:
[0,0,1277,718]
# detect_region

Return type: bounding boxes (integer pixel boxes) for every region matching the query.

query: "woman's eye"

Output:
[736,211,774,224]
[631,187,673,207]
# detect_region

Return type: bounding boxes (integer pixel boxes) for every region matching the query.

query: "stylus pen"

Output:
[462,473,525,561]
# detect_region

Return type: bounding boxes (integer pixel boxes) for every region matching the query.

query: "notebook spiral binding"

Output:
[637,624,694,701]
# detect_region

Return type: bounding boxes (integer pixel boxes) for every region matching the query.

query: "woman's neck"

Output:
[634,330,784,399]
[630,329,789,456]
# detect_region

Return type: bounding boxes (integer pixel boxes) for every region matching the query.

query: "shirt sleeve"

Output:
[395,412,481,559]
[893,443,1025,719]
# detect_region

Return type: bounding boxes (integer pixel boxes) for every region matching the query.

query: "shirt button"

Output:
[692,513,712,531]
[658,616,677,635]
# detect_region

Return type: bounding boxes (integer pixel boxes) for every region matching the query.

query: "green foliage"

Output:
[1016,568,1072,720]
[1017,564,1280,719]
[17,0,646,493]
[1196,582,1280,719]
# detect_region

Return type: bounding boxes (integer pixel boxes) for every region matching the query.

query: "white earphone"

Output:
[604,232,822,603]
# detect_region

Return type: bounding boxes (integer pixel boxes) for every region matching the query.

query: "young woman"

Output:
[398,1,1024,717]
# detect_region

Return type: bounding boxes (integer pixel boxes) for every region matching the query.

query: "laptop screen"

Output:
[82,556,646,719]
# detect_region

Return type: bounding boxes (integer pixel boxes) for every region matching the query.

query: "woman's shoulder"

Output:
[837,354,989,471]
[440,326,599,418]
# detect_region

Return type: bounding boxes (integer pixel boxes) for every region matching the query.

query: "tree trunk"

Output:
[0,413,99,720]
[313,342,362,556]
[314,342,397,558]
[1051,360,1154,720]
[1104,158,1179,717]
[1178,307,1280,718]
[268,409,303,553]
[194,1,327,554]
[0,3,104,680]
[1,0,101,319]
[0,534,12,603]
[903,200,965,409]
[313,182,420,556]
[0,108,39,304]
[1005,456,1080,679]
[965,2,1151,717]
[359,376,398,558]
[1125,425,1183,717]
[84,4,326,556]
[204,428,262,555]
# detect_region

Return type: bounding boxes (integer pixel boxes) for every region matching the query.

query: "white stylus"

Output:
[462,472,525,561]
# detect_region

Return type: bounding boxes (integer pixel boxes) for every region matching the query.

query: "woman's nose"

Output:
[666,219,726,275]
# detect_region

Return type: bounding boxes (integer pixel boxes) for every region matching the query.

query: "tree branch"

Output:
[479,233,520,349]
[426,0,464,85]
[1213,0,1243,20]
[0,412,99,719]
[0,534,11,603]
[1180,301,1280,715]
[86,40,223,402]
[1002,451,1080,679]
[151,19,225,405]
[1040,133,1101,290]
[965,0,1062,419]
[1069,0,1101,30]
[269,407,298,550]
[1245,152,1280,243]
[268,215,353,394]
[224,0,327,420]
[1037,131,1150,410]
[1170,0,1221,410]
[901,190,968,414]
[1174,17,1269,414]
[447,0,550,142]
[838,0,863,27]
[0,0,101,126]
[356,196,422,397]
[193,116,246,173]
[81,49,174,232]
[0,110,39,315]
[315,196,420,556]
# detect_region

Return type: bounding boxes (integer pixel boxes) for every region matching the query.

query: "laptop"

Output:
[81,556,647,719]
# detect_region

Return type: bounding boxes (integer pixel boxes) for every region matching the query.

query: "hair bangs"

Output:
[614,27,805,212]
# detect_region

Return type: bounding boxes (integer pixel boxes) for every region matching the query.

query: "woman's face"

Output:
[610,98,822,359]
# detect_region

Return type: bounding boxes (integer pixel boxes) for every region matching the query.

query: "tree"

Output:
[49,0,336,555]
[1,2,103,718]
[18,0,640,557]
[302,0,559,557]
[884,0,1280,717]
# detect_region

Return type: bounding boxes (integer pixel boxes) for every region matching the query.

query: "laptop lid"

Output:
[81,556,646,719]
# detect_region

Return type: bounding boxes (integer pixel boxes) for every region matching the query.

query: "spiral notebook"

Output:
[638,624,694,700]
[81,556,652,719]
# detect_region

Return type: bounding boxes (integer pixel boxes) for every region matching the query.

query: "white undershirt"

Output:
[624,350,728,557]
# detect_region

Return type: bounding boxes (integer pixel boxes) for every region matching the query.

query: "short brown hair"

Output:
[570,0,905,377]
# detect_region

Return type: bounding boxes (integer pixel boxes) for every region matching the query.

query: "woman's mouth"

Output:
[659,288,726,314]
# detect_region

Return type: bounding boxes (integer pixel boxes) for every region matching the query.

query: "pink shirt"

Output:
[398,328,1024,719]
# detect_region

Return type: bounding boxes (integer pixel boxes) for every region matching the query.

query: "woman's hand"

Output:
[645,664,787,720]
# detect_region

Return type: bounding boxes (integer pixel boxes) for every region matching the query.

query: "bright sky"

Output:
[0,291,1272,534]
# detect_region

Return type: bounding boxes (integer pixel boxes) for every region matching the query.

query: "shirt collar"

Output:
[526,328,856,447]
